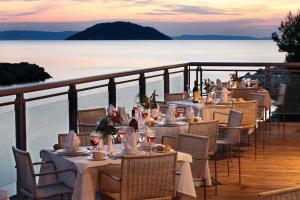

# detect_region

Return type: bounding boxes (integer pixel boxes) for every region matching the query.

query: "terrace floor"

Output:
[191,122,300,200]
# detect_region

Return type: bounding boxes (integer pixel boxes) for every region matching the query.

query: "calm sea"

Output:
[0,40,285,193]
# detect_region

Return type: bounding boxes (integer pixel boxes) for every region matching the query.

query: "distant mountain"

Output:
[172,34,271,40]
[66,21,171,40]
[0,31,77,40]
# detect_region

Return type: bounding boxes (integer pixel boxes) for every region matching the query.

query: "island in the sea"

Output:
[0,62,52,85]
[66,21,171,40]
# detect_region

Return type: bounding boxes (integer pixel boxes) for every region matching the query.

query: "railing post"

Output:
[15,93,26,150]
[184,66,189,92]
[200,67,203,97]
[195,66,199,84]
[235,70,238,78]
[108,78,116,106]
[68,85,78,132]
[139,73,146,103]
[164,69,170,94]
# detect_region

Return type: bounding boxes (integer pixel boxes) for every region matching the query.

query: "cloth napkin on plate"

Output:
[65,130,80,153]
[107,104,116,115]
[185,106,194,123]
[124,128,138,155]
[118,106,129,123]
[220,87,229,103]
[166,106,176,124]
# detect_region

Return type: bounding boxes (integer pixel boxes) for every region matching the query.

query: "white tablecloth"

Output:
[40,149,197,200]
[152,124,189,143]
[167,100,205,117]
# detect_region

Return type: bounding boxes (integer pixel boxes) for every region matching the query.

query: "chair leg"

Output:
[214,152,218,195]
[283,105,286,138]
[203,179,207,200]
[238,143,241,184]
[226,146,230,176]
[254,128,257,159]
[262,121,265,149]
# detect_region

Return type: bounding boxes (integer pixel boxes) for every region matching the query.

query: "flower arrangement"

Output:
[95,115,118,138]
[140,90,158,110]
[204,79,214,94]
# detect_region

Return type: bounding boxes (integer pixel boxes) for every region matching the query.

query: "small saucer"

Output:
[87,156,108,161]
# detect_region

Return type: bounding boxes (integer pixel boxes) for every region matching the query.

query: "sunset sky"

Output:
[0,0,299,36]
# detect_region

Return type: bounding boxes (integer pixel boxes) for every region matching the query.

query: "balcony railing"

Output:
[1,62,300,151]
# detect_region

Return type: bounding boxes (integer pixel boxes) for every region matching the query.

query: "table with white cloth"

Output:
[167,100,205,117]
[152,123,189,143]
[40,147,198,200]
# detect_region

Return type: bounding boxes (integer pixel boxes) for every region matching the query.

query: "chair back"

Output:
[188,120,218,154]
[232,88,258,101]
[177,134,209,180]
[120,152,177,200]
[232,100,258,127]
[77,107,106,132]
[157,102,168,114]
[258,186,300,200]
[202,105,231,124]
[58,132,91,148]
[226,110,243,144]
[277,84,287,106]
[249,92,266,119]
[12,147,37,198]
[164,92,188,102]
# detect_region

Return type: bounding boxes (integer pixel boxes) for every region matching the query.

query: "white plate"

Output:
[87,156,108,161]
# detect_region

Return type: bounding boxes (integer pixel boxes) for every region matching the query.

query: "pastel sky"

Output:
[0,0,299,36]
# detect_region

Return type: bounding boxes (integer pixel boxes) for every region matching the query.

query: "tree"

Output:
[272,11,300,62]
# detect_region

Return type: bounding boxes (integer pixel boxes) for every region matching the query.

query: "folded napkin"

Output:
[118,106,129,123]
[124,127,138,155]
[185,106,194,123]
[252,79,259,88]
[65,130,80,153]
[220,87,229,103]
[107,104,116,115]
[166,106,176,124]
[239,80,247,88]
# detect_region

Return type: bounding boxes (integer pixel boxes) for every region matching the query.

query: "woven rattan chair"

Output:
[177,134,209,200]
[216,110,243,183]
[258,186,300,200]
[77,107,106,132]
[57,132,91,149]
[250,92,267,149]
[232,88,258,101]
[232,100,258,158]
[99,152,177,200]
[202,105,232,125]
[188,120,218,195]
[164,92,188,102]
[272,84,287,136]
[12,146,76,200]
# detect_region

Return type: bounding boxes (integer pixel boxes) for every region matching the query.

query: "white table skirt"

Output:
[40,149,197,200]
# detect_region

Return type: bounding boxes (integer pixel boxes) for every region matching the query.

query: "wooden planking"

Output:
[189,123,300,200]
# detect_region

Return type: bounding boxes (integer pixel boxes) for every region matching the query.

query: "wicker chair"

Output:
[188,120,219,194]
[157,101,169,114]
[232,88,258,101]
[77,107,106,132]
[57,132,91,149]
[272,84,287,136]
[216,110,243,183]
[258,186,300,200]
[99,152,177,200]
[164,92,188,102]
[202,105,232,125]
[12,146,76,200]
[177,134,209,200]
[250,92,268,149]
[232,100,258,158]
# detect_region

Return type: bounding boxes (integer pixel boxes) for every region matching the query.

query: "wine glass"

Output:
[90,131,101,150]
[146,129,156,152]
[176,107,185,119]
[117,126,127,153]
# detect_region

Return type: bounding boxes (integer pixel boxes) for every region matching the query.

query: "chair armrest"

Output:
[161,135,177,145]
[218,126,244,130]
[100,170,121,181]
[270,93,285,96]
[213,111,229,120]
[32,160,55,166]
[193,157,208,161]
[78,123,96,127]
[35,169,77,177]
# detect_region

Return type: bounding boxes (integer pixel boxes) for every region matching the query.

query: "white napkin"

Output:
[166,106,176,124]
[252,79,259,88]
[239,80,246,88]
[107,104,116,114]
[124,128,138,155]
[65,130,80,153]
[185,106,194,122]
[118,106,129,123]
[220,87,229,103]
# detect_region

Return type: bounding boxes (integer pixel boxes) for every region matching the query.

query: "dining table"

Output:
[39,145,200,200]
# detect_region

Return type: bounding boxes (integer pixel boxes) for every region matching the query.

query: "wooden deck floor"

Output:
[191,122,300,200]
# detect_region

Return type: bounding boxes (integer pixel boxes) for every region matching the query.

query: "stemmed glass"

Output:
[90,131,101,150]
[117,126,127,153]
[146,129,156,153]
